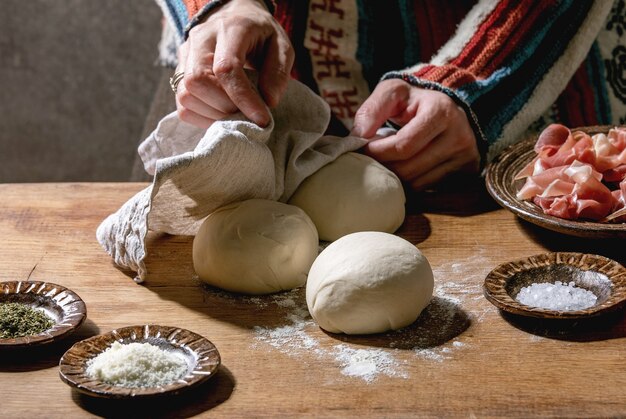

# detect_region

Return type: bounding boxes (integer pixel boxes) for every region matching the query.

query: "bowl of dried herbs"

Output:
[0,281,86,349]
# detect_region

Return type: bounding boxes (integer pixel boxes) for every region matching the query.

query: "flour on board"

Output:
[199,253,496,382]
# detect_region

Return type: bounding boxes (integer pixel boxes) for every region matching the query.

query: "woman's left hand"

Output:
[351,79,480,190]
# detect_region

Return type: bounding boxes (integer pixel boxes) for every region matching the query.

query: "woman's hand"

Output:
[176,0,294,128]
[351,79,480,190]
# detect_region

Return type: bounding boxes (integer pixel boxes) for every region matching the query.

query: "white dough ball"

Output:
[288,152,405,241]
[306,232,433,334]
[193,199,319,295]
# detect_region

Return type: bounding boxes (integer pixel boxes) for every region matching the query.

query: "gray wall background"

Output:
[0,0,165,182]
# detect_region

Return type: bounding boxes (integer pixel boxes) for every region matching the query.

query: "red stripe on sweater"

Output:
[456,0,536,74]
[448,0,513,71]
[415,64,478,88]
[416,0,544,86]
[412,0,474,62]
[556,58,599,126]
[480,1,553,76]
[183,0,205,18]
[413,0,436,61]
[414,0,514,84]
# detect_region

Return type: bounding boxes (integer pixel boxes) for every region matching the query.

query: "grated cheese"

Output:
[86,341,189,388]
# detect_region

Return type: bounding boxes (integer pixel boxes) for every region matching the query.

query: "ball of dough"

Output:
[306,231,433,334]
[193,199,319,295]
[288,152,405,241]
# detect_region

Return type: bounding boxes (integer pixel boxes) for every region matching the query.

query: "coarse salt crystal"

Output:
[515,281,597,311]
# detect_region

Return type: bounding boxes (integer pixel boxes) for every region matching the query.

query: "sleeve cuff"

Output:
[184,0,276,39]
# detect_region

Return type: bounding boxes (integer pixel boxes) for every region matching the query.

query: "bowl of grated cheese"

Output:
[58,324,221,398]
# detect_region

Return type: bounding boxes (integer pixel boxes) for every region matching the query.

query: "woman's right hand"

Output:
[175,0,294,129]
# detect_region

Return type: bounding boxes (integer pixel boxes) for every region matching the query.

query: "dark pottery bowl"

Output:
[0,281,86,349]
[484,252,626,319]
[485,125,626,238]
[59,324,221,399]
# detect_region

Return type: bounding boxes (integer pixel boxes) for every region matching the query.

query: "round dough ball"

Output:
[193,199,319,295]
[306,231,433,334]
[288,152,405,241]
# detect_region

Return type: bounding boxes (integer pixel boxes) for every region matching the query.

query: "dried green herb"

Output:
[0,302,55,339]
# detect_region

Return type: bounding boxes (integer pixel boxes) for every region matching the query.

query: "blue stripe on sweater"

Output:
[356,0,406,91]
[355,0,374,88]
[467,0,593,144]
[164,0,189,37]
[460,1,573,104]
[398,0,421,67]
[587,41,612,124]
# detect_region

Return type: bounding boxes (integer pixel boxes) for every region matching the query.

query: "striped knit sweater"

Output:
[155,0,626,162]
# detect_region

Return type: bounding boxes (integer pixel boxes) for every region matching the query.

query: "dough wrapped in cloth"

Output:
[96,78,365,282]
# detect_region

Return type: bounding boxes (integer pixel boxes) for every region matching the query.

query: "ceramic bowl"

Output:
[485,125,626,238]
[484,252,626,319]
[59,324,221,398]
[0,281,87,349]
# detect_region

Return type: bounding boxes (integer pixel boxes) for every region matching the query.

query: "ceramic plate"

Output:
[484,252,626,319]
[0,281,87,349]
[485,125,626,238]
[59,324,221,398]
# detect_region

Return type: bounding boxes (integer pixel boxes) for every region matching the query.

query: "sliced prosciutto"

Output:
[606,179,626,222]
[519,161,613,220]
[514,124,626,222]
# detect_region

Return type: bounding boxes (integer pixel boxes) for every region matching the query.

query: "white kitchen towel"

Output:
[96,78,366,282]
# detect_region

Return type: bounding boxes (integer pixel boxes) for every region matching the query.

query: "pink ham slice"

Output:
[515,125,594,180]
[537,128,595,170]
[516,125,626,181]
[603,164,626,183]
[535,123,571,151]
[518,161,613,220]
[516,161,601,200]
[592,130,626,177]
[608,126,626,150]
[514,124,626,222]
[533,175,613,220]
[606,179,626,222]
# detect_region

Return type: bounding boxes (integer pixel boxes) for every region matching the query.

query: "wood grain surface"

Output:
[1,182,625,418]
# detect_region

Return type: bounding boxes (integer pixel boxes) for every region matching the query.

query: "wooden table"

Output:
[1,182,625,418]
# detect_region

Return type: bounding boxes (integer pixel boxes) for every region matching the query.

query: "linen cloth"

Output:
[96,79,366,282]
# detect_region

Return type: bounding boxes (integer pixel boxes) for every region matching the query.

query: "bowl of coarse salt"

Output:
[483,252,626,319]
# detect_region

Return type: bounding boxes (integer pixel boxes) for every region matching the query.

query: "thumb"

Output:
[351,82,406,138]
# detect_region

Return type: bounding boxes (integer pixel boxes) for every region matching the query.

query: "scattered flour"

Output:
[250,254,492,382]
[413,348,446,362]
[253,294,412,382]
[201,252,496,383]
[334,345,408,382]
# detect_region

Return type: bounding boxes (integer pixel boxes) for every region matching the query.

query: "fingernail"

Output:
[350,125,363,137]
[254,112,270,127]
